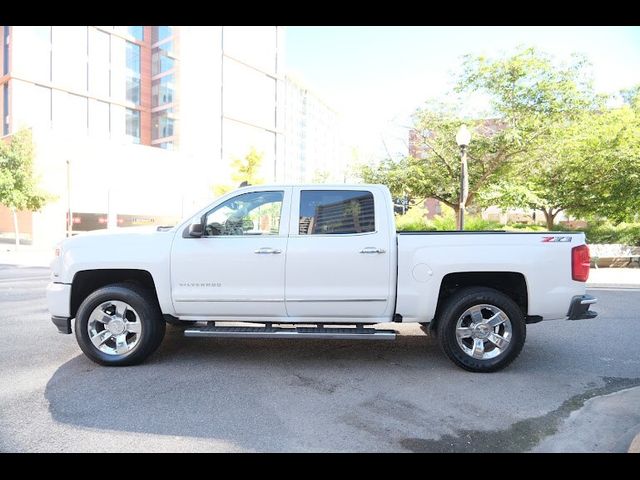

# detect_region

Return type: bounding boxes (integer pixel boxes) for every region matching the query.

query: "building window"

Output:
[152,41,175,76]
[298,190,375,235]
[152,110,175,140]
[2,26,9,75]
[157,142,174,150]
[51,26,86,92]
[2,83,8,135]
[52,90,87,135]
[127,26,144,41]
[126,42,141,104]
[11,27,51,83]
[88,28,110,97]
[125,108,140,143]
[152,26,173,44]
[88,98,110,137]
[223,26,277,74]
[223,57,276,129]
[11,81,51,130]
[152,74,174,106]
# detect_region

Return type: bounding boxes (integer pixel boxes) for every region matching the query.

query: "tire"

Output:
[437,287,526,372]
[75,283,166,366]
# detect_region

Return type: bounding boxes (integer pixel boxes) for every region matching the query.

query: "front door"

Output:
[171,188,290,318]
[285,188,392,321]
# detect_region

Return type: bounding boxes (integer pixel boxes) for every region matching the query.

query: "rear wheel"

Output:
[437,287,526,372]
[75,283,166,366]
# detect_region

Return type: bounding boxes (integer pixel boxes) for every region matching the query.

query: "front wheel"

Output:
[75,283,166,366]
[437,287,526,372]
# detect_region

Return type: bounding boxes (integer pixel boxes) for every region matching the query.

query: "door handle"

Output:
[254,247,282,254]
[359,247,386,254]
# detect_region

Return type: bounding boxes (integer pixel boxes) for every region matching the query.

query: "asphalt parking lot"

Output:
[1,264,639,452]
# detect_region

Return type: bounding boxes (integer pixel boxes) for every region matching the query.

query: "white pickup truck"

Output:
[47,184,597,372]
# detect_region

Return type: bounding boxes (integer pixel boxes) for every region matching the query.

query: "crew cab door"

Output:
[285,187,392,320]
[170,188,291,318]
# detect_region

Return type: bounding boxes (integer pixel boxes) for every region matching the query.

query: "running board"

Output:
[184,325,397,341]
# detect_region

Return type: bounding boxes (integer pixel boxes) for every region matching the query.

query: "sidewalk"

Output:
[0,245,53,267]
[587,267,640,289]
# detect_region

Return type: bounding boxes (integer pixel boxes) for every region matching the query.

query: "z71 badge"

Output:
[541,236,572,243]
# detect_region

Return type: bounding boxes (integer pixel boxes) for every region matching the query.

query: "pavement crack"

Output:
[399,376,640,453]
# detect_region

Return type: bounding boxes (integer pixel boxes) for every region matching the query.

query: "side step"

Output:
[184,325,397,341]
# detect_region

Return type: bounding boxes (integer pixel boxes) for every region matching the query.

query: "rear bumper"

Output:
[567,294,598,320]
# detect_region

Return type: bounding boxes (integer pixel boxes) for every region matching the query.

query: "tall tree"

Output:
[479,87,640,228]
[0,129,50,247]
[361,47,595,227]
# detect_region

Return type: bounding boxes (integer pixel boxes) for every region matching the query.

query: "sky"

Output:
[285,26,640,159]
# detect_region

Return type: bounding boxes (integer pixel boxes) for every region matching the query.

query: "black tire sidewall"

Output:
[438,288,526,372]
[75,284,165,366]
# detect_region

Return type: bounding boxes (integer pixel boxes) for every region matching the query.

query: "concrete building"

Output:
[284,75,347,183]
[0,26,285,246]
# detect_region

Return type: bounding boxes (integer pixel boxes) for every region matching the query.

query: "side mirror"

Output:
[188,222,204,238]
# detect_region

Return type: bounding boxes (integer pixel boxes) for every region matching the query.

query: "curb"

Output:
[629,432,640,453]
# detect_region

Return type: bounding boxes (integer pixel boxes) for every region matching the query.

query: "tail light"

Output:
[572,245,590,282]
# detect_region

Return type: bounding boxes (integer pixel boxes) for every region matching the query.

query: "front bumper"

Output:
[52,316,72,334]
[567,294,598,320]
[46,282,72,334]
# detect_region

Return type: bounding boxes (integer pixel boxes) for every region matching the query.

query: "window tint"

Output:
[125,108,140,143]
[152,74,174,106]
[299,190,375,235]
[152,26,173,44]
[204,191,283,237]
[125,42,141,104]
[127,26,144,41]
[3,26,9,75]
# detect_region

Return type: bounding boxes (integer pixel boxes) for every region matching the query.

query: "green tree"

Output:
[480,87,640,228]
[361,47,595,228]
[213,146,265,196]
[0,129,50,247]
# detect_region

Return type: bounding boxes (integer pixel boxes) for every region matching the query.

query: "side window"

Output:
[204,191,283,236]
[299,190,375,235]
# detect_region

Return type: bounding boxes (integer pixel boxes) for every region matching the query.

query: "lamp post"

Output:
[455,125,471,231]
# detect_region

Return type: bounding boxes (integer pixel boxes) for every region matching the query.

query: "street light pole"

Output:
[459,145,468,230]
[455,125,472,231]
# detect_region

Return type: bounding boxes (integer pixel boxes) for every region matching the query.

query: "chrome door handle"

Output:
[254,247,282,254]
[359,247,386,254]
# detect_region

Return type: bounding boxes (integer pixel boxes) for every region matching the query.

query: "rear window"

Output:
[299,190,375,235]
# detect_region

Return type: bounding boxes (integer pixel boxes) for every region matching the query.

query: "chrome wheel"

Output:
[455,304,512,360]
[87,300,143,356]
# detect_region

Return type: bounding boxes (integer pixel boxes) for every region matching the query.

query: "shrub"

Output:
[582,222,640,246]
[465,216,503,231]
[395,205,433,231]
[431,211,457,231]
[395,207,640,244]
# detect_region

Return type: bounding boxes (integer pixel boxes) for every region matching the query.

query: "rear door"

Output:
[285,187,392,320]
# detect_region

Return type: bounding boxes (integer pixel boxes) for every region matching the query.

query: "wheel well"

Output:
[70,269,159,318]
[433,272,528,328]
